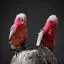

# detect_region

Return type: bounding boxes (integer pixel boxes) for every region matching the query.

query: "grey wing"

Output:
[9,25,14,41]
[36,30,44,46]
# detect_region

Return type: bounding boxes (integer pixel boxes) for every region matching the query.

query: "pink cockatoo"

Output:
[9,13,28,50]
[36,15,59,51]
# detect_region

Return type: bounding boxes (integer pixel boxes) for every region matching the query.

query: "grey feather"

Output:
[9,25,14,41]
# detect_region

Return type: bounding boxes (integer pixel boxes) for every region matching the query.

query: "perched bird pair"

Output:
[9,13,59,52]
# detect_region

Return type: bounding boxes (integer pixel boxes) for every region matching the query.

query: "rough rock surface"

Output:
[10,46,58,64]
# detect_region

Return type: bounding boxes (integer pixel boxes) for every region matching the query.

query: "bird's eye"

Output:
[18,18,21,21]
[17,18,24,23]
[21,19,23,21]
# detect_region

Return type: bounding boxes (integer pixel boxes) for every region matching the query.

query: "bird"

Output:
[9,13,28,52]
[36,15,59,51]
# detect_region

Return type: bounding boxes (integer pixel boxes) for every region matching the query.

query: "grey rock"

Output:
[10,46,58,64]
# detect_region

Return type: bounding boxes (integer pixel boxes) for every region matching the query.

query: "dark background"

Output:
[0,0,64,64]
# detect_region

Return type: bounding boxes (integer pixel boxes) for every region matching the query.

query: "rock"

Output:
[10,46,58,64]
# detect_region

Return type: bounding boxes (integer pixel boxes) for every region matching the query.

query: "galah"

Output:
[9,13,28,50]
[36,15,59,51]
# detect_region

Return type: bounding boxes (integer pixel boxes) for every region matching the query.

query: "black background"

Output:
[0,0,64,64]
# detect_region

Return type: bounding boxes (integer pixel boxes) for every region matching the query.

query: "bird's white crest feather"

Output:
[16,13,27,22]
[47,15,58,23]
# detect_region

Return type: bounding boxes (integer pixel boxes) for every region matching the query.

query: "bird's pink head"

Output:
[44,15,58,28]
[14,13,27,24]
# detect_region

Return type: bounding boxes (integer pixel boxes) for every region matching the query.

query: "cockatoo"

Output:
[36,15,59,51]
[9,13,28,50]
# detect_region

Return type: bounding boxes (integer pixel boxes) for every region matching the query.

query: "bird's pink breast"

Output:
[11,23,28,47]
[41,21,56,51]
